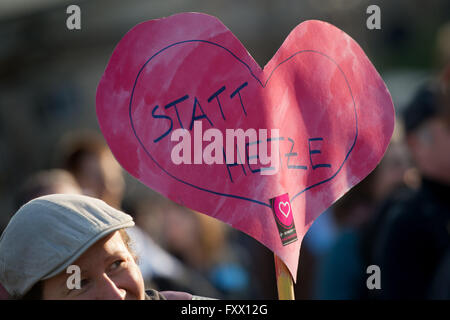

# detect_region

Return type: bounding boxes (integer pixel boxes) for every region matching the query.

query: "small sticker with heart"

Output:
[270,193,297,246]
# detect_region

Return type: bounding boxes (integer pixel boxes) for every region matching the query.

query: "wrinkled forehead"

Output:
[73,231,129,266]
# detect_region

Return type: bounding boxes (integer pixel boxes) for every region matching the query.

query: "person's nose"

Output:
[95,274,126,300]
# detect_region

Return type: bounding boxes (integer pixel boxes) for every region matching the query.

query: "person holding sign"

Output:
[0,194,208,300]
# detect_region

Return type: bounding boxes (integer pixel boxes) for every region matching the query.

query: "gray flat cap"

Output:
[0,194,134,298]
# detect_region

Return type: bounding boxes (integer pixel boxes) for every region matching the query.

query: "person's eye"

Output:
[109,259,126,271]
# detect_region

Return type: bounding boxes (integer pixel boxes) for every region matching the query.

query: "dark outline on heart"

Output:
[129,39,358,208]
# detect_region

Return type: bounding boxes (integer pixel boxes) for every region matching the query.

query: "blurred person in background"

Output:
[154,201,254,299]
[58,130,125,209]
[314,168,382,299]
[372,72,450,299]
[195,213,252,299]
[14,168,82,211]
[123,196,223,298]
[315,120,414,299]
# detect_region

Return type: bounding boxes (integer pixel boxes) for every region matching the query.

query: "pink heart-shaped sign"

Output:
[96,13,394,280]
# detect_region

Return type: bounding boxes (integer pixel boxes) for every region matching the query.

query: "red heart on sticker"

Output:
[96,12,394,280]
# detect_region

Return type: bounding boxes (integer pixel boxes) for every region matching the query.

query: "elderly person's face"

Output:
[41,231,145,300]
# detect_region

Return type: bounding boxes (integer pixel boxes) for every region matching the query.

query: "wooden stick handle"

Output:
[274,254,295,300]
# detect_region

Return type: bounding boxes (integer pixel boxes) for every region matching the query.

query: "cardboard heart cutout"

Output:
[96,12,394,280]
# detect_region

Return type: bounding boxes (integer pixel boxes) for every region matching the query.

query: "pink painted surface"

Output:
[96,12,394,280]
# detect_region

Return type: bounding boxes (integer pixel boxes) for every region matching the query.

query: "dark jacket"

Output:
[373,178,450,299]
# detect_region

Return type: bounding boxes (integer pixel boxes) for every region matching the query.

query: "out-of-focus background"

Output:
[0,0,449,299]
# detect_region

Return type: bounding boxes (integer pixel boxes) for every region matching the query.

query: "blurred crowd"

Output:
[303,65,450,299]
[2,64,448,299]
[0,1,449,300]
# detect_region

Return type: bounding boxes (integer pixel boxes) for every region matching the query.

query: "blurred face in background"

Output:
[75,148,125,209]
[163,207,203,267]
[408,117,450,184]
[373,141,412,199]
